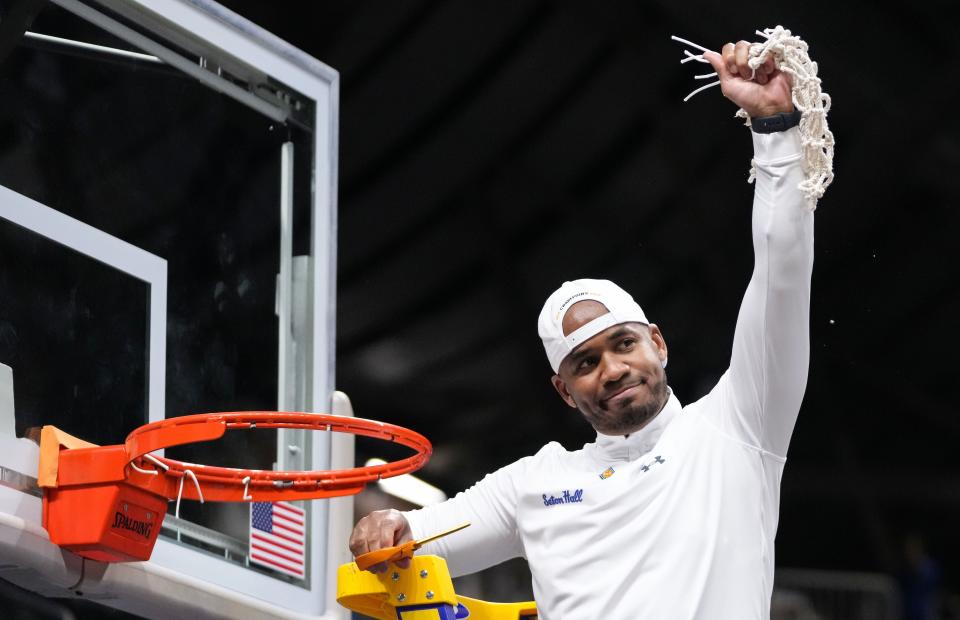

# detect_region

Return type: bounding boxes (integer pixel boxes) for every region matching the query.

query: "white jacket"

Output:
[405,127,813,620]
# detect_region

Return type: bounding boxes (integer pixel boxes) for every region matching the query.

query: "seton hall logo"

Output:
[542,489,584,506]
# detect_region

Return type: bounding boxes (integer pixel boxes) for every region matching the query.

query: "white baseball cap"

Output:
[537,278,649,373]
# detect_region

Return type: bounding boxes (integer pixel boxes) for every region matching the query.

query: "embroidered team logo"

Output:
[599,466,615,480]
[542,489,584,506]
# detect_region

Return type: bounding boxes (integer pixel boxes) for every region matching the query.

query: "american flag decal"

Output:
[249,501,306,578]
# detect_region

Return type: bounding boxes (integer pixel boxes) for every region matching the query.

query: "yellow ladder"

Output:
[337,555,537,619]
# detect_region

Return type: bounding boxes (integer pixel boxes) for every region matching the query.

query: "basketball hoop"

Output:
[39,412,431,563]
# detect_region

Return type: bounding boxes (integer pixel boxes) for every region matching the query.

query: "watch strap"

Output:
[751,109,802,134]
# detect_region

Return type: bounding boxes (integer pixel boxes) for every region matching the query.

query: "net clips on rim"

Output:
[671,27,835,209]
[129,452,203,518]
[122,412,433,507]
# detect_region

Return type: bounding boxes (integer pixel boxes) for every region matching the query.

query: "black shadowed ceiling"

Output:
[4,0,958,585]
[215,0,960,579]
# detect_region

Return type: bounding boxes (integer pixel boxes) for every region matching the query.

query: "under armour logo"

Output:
[640,455,666,474]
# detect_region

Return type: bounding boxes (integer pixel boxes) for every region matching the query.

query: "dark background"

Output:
[217,0,960,586]
[0,0,958,617]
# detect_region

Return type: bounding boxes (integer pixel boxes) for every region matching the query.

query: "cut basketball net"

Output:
[671,27,834,209]
[174,469,203,519]
[38,412,432,562]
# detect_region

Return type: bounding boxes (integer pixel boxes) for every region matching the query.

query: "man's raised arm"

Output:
[704,42,815,458]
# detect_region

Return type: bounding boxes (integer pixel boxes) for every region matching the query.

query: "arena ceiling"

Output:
[208,0,960,577]
[1,0,955,588]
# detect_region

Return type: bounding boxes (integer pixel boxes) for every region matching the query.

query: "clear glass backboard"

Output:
[0,0,343,617]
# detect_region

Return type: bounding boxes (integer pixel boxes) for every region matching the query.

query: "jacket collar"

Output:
[589,389,681,464]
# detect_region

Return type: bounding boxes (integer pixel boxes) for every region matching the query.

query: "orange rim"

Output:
[122,412,432,502]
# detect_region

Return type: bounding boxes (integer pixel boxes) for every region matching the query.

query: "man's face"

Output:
[551,300,669,436]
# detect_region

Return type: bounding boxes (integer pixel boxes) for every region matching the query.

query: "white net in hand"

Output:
[672,27,835,209]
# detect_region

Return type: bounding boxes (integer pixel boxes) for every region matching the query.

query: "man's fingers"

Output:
[734,41,751,79]
[348,525,370,557]
[703,50,731,80]
[721,42,736,76]
[716,42,761,82]
[379,521,397,549]
[715,41,778,84]
[349,538,370,556]
[348,509,413,573]
[683,37,792,115]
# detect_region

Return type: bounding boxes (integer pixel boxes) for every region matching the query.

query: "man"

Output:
[350,39,815,619]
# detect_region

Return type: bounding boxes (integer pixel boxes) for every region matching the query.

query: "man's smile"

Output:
[600,379,647,409]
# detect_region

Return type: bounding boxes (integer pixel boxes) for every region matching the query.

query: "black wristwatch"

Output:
[751,109,802,134]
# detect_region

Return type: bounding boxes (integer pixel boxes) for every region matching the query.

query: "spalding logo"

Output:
[112,511,153,539]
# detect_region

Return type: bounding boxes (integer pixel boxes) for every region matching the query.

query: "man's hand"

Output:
[348,509,413,573]
[704,41,793,118]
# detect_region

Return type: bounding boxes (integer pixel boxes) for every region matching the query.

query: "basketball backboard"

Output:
[0,0,347,617]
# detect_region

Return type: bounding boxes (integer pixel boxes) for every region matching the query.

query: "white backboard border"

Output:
[0,0,342,616]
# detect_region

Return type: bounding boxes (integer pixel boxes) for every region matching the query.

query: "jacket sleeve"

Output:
[709,127,814,458]
[403,457,527,578]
